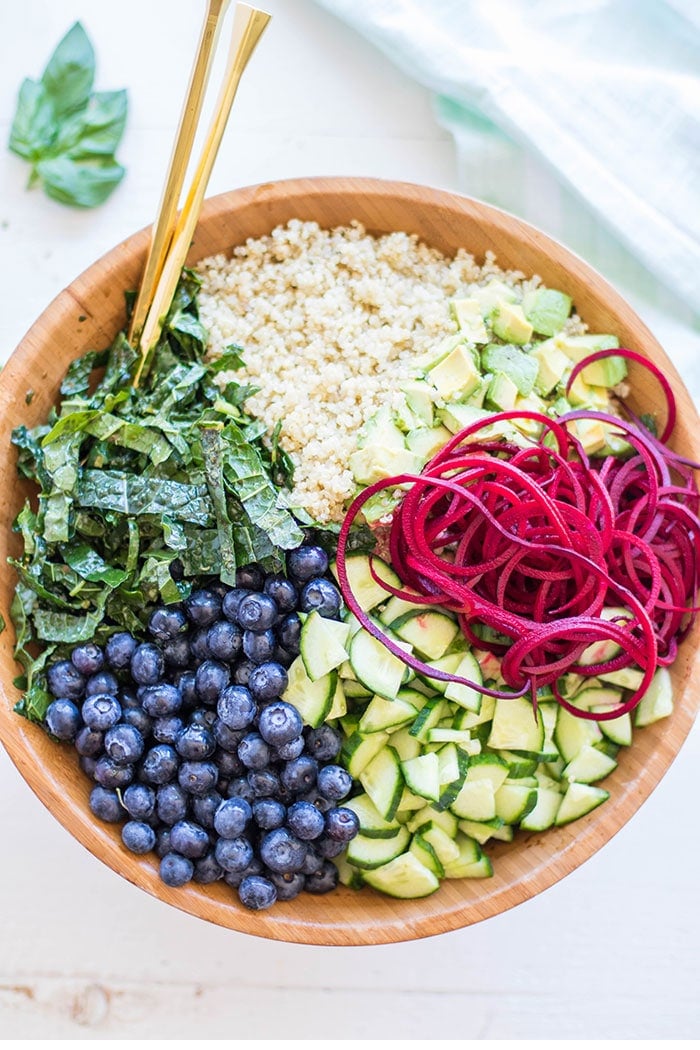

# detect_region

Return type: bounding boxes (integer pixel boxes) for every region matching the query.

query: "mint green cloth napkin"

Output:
[315,0,700,392]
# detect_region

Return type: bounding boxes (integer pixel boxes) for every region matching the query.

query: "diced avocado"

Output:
[486,371,519,412]
[349,445,423,486]
[413,332,464,374]
[566,373,611,409]
[529,338,571,396]
[437,402,491,435]
[466,378,489,408]
[405,425,452,462]
[568,418,608,455]
[449,297,489,344]
[360,488,402,525]
[489,301,534,345]
[427,342,481,401]
[470,279,518,318]
[554,333,627,387]
[401,379,435,427]
[522,288,573,337]
[357,405,405,451]
[481,343,538,396]
[512,393,547,438]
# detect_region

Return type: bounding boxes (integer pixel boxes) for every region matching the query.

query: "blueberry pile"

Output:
[42,545,360,911]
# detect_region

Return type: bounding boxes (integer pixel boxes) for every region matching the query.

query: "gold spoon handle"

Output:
[134,3,271,386]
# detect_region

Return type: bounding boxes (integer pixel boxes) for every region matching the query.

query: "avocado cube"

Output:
[486,371,519,412]
[349,445,423,486]
[438,403,490,435]
[401,379,435,427]
[449,297,489,344]
[554,333,627,387]
[512,394,547,437]
[522,288,573,337]
[405,425,452,462]
[357,405,406,451]
[481,343,538,396]
[427,342,481,400]
[489,302,534,345]
[567,418,608,455]
[529,338,571,396]
[470,280,518,318]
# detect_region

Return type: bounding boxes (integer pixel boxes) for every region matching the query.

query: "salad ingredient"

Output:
[8,22,127,207]
[197,221,587,523]
[40,553,359,910]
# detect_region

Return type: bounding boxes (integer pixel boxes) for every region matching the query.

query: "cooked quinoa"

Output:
[197,219,584,523]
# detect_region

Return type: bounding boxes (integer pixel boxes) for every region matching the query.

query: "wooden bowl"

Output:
[1,177,698,946]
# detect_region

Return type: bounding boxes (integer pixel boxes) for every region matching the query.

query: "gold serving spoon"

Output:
[131,1,271,386]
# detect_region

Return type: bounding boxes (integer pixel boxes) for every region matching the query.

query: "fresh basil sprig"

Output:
[8,22,127,207]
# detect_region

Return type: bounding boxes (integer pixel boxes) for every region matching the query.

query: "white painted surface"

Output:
[0,0,697,1040]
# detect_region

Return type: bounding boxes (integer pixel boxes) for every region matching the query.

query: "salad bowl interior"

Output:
[0,176,698,946]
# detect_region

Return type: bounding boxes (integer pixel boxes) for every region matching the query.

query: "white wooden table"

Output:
[0,1,697,1039]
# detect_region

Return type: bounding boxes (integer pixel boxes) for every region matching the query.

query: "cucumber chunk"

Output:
[349,628,412,700]
[341,730,390,779]
[331,554,400,612]
[358,693,419,734]
[392,610,460,661]
[409,833,445,877]
[346,826,411,869]
[361,852,440,899]
[443,650,483,713]
[359,745,405,820]
[401,752,441,803]
[562,743,618,784]
[554,782,609,825]
[494,783,537,824]
[299,611,350,681]
[519,787,562,831]
[634,667,674,727]
[282,657,336,728]
[487,696,544,752]
[343,793,403,840]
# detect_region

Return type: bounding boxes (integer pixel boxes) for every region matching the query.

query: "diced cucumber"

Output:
[554,782,609,825]
[359,745,405,820]
[440,833,482,878]
[489,823,515,843]
[358,693,419,734]
[341,730,390,779]
[554,706,603,763]
[452,693,496,730]
[346,825,411,869]
[341,677,373,699]
[326,677,347,721]
[487,696,544,752]
[595,708,632,747]
[407,806,458,838]
[378,593,431,627]
[498,750,538,778]
[335,853,365,889]
[519,787,562,831]
[562,743,618,784]
[465,753,510,791]
[282,657,336,728]
[494,783,537,823]
[453,853,494,878]
[418,651,467,693]
[396,785,429,813]
[409,833,445,877]
[634,667,674,727]
[416,821,461,865]
[577,607,629,666]
[443,650,483,713]
[349,627,412,700]
[599,666,645,691]
[427,728,480,751]
[449,777,496,821]
[388,725,423,762]
[409,698,448,742]
[436,742,470,808]
[299,611,350,681]
[458,817,505,844]
[401,752,441,803]
[343,793,403,839]
[361,851,440,898]
[392,610,460,660]
[330,554,400,612]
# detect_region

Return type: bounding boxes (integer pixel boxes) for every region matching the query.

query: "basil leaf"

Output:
[55,90,127,158]
[8,79,56,161]
[41,22,94,118]
[36,155,125,208]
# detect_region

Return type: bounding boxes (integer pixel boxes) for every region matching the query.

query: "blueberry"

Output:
[315,834,347,859]
[231,658,256,687]
[159,852,194,887]
[252,797,286,830]
[286,800,326,841]
[226,777,256,804]
[263,574,298,612]
[170,819,210,859]
[122,820,156,855]
[272,645,295,669]
[258,700,302,747]
[189,708,217,730]
[85,670,120,697]
[237,733,270,771]
[222,588,250,622]
[223,856,263,889]
[213,746,245,779]
[74,725,104,757]
[195,659,231,704]
[79,755,98,778]
[206,620,242,662]
[304,724,342,762]
[140,682,182,717]
[89,785,123,823]
[123,783,156,820]
[191,790,223,829]
[156,782,189,825]
[82,693,122,731]
[304,860,339,894]
[280,755,318,794]
[93,755,134,789]
[299,577,342,619]
[242,628,277,664]
[46,660,85,700]
[178,760,218,796]
[122,706,152,737]
[192,851,224,884]
[131,643,164,685]
[235,563,265,591]
[217,685,256,730]
[324,806,360,842]
[105,631,137,671]
[259,828,307,873]
[273,735,305,761]
[148,605,187,642]
[213,716,244,752]
[163,635,191,669]
[236,593,278,631]
[176,723,215,760]
[104,723,145,765]
[286,545,328,584]
[189,628,211,664]
[316,764,352,801]
[153,715,184,745]
[268,870,305,901]
[139,744,179,785]
[300,847,325,876]
[247,767,281,798]
[45,698,82,741]
[214,797,252,838]
[70,642,104,676]
[248,662,289,703]
[238,874,278,910]
[297,787,334,814]
[176,670,197,708]
[185,589,222,628]
[215,836,254,873]
[277,613,302,655]
[155,827,172,858]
